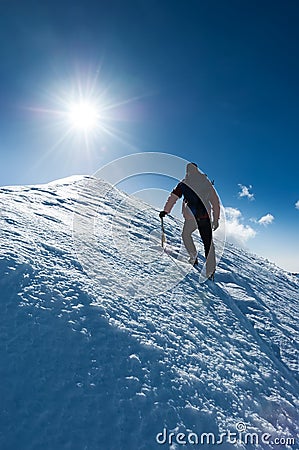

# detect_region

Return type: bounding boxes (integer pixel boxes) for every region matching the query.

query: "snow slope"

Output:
[0,176,298,450]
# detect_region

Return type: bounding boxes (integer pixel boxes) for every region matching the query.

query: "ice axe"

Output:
[160,216,166,248]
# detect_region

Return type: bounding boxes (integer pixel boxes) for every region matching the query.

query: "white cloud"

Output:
[224,207,256,247]
[295,200,299,210]
[238,184,254,201]
[257,213,274,226]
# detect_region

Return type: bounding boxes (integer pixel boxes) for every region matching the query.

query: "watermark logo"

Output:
[72,152,226,297]
[156,423,296,447]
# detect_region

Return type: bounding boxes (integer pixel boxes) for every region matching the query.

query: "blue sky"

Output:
[0,0,298,271]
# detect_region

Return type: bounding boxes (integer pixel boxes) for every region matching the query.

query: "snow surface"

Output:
[0,176,298,450]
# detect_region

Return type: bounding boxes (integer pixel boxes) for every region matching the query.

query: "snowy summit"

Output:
[0,176,298,450]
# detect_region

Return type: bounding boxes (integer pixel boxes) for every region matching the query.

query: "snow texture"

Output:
[0,176,298,450]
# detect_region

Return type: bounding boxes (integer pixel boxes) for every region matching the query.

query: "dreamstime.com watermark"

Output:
[156,423,296,447]
[72,152,227,297]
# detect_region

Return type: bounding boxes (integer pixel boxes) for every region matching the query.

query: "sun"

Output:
[68,101,99,131]
[28,74,147,155]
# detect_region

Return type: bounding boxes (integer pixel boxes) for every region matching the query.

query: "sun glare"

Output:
[30,75,146,156]
[68,101,99,131]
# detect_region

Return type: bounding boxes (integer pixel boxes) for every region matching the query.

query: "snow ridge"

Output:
[0,176,298,450]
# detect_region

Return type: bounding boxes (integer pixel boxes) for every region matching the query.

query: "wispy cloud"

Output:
[224,207,256,247]
[238,184,254,201]
[295,200,299,210]
[257,213,274,226]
